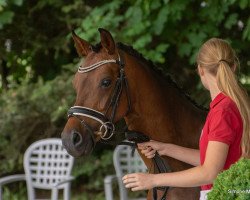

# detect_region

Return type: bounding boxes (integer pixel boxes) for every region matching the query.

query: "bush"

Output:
[0,71,75,174]
[72,150,114,199]
[208,158,250,200]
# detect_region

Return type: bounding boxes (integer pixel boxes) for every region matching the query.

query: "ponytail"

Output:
[217,61,250,158]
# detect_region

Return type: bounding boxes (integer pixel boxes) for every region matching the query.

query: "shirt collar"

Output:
[210,92,226,109]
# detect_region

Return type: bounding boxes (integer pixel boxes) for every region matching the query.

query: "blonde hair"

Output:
[197,38,250,158]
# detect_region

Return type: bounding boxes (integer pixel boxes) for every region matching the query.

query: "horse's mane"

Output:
[92,42,206,111]
[117,42,174,82]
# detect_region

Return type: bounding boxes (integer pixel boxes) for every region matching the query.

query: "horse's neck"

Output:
[124,55,206,148]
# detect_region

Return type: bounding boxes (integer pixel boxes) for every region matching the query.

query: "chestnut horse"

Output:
[61,28,207,200]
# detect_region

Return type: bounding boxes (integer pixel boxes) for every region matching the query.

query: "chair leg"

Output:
[52,188,59,200]
[63,184,71,200]
[104,181,114,200]
[0,186,2,200]
[27,186,35,200]
[118,179,128,200]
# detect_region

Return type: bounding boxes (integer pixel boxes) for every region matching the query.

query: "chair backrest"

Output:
[113,145,147,177]
[24,138,74,190]
[113,145,147,200]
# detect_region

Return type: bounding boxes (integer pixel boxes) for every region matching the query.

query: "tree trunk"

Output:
[0,59,8,90]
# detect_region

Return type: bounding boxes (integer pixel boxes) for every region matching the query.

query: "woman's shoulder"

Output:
[219,94,240,114]
[209,94,243,129]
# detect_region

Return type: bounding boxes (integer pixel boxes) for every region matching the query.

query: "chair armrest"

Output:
[104,175,117,184]
[53,176,75,188]
[104,175,118,200]
[0,174,26,200]
[0,174,26,186]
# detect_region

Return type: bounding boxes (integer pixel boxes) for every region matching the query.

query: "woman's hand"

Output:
[122,173,155,191]
[138,140,166,158]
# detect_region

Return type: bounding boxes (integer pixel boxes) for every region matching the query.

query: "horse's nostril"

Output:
[71,131,83,147]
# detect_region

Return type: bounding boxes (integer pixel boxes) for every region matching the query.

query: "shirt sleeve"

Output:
[208,110,237,145]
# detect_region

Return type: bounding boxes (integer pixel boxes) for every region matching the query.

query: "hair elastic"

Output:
[219,59,230,65]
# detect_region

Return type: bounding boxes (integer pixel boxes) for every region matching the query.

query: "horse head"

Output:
[61,28,130,157]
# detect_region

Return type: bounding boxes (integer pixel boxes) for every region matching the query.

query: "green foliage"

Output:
[77,0,250,101]
[72,193,105,200]
[0,11,14,28]
[0,0,83,87]
[0,0,23,29]
[208,158,250,200]
[72,150,114,190]
[1,0,250,90]
[0,70,75,174]
[67,150,114,199]
[2,183,27,200]
[75,0,171,63]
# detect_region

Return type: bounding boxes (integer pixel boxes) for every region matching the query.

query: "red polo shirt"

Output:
[199,92,243,190]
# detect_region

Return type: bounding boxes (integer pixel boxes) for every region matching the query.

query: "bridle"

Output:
[67,50,131,142]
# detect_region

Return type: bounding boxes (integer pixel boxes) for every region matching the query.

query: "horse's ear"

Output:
[98,28,115,55]
[72,30,91,57]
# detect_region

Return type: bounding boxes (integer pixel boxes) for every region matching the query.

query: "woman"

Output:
[122,38,250,199]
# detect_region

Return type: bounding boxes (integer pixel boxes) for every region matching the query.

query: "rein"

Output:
[67,50,170,200]
[125,131,170,200]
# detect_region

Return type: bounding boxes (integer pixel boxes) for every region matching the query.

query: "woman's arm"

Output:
[163,143,200,166]
[138,141,200,166]
[123,141,229,191]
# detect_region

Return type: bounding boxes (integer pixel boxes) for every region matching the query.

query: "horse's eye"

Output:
[101,79,112,88]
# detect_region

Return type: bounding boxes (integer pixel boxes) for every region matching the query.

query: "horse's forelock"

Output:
[91,43,102,53]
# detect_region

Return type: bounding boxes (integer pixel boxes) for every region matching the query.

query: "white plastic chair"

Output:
[0,138,74,200]
[104,144,147,200]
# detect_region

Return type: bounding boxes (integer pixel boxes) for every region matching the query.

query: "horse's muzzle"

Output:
[61,128,94,157]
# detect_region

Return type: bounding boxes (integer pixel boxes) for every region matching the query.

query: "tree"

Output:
[0,0,249,96]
